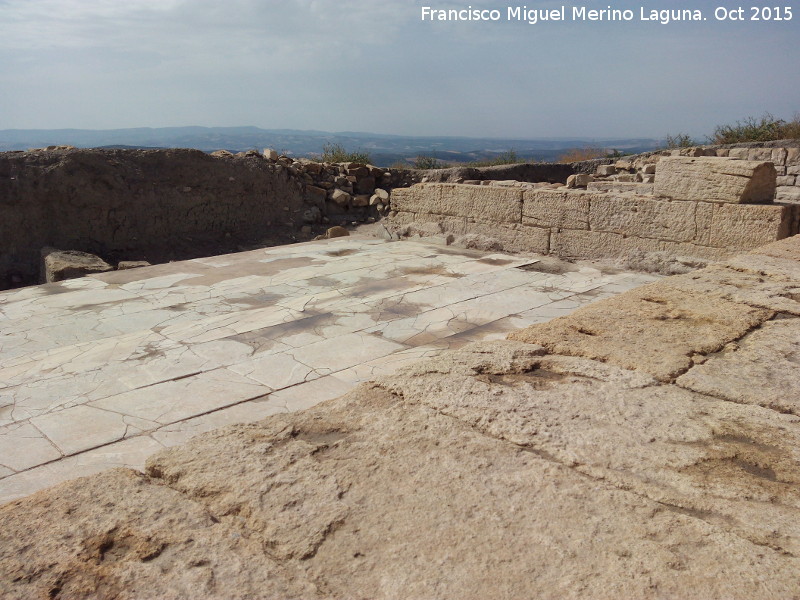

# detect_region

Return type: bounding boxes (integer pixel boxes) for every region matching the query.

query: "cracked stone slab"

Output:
[661,264,800,315]
[228,350,319,390]
[0,422,62,472]
[378,340,800,556]
[30,405,159,456]
[508,278,773,381]
[89,368,268,425]
[284,332,407,375]
[134,371,800,598]
[0,237,658,501]
[677,317,800,415]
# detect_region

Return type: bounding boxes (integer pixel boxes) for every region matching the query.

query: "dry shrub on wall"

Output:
[711,112,800,144]
[557,146,607,162]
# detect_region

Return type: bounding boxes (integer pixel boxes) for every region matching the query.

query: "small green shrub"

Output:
[413,155,446,169]
[711,113,800,144]
[320,142,372,164]
[664,133,697,149]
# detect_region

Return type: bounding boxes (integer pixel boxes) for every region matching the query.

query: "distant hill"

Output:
[0,126,663,167]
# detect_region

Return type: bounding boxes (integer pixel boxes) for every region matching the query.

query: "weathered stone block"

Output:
[41,248,113,283]
[464,221,549,254]
[596,164,616,176]
[786,147,800,167]
[589,196,700,243]
[330,189,351,206]
[549,229,663,260]
[304,185,327,207]
[439,184,522,223]
[771,148,788,166]
[654,156,776,204]
[117,260,151,270]
[727,148,749,160]
[776,186,800,204]
[776,175,797,187]
[586,182,654,195]
[566,174,592,188]
[677,318,800,415]
[708,203,792,249]
[522,190,590,230]
[435,216,468,235]
[386,210,417,226]
[390,183,522,223]
[747,148,774,162]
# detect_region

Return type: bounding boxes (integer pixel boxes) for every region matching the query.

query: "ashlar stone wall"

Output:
[389,155,798,263]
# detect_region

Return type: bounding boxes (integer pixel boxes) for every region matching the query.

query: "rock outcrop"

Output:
[1,235,800,598]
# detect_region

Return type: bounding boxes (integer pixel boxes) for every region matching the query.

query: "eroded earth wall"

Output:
[0,148,307,287]
[1,235,799,598]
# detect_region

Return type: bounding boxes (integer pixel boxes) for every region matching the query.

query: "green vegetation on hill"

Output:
[319,142,372,164]
[663,113,800,149]
[711,113,800,144]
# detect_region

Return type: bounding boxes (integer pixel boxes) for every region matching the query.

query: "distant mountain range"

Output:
[0,126,663,167]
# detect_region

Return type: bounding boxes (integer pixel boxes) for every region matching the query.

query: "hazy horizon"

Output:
[1,1,798,139]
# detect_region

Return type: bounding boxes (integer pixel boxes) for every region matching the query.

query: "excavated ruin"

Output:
[1,142,800,598]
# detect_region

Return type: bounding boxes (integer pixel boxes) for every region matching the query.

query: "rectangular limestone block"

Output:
[438,184,522,223]
[787,148,800,167]
[743,147,787,165]
[654,156,777,204]
[522,189,590,230]
[776,175,797,187]
[589,195,702,243]
[550,229,664,260]
[389,184,440,214]
[727,148,749,160]
[392,183,522,223]
[464,221,550,254]
[435,215,468,235]
[386,210,417,226]
[708,203,792,249]
[586,182,654,195]
[775,186,800,204]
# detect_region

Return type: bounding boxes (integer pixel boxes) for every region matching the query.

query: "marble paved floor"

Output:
[0,236,659,503]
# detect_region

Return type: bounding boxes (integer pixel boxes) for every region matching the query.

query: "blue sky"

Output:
[0,0,798,139]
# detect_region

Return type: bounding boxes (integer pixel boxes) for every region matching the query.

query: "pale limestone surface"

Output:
[654,156,777,203]
[677,317,800,415]
[508,279,773,381]
[0,235,657,502]
[2,237,800,598]
[4,338,798,599]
